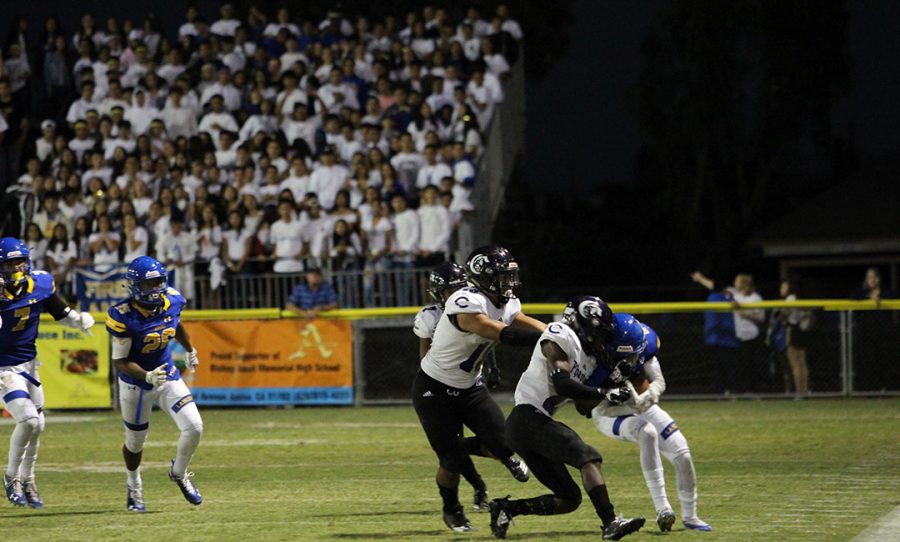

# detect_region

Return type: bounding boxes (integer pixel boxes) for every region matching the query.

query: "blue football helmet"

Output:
[127,256,168,306]
[640,323,660,362]
[562,295,614,356]
[0,237,32,291]
[465,245,521,303]
[427,262,467,308]
[603,313,647,374]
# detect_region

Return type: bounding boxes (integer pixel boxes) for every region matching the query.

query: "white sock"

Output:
[126,468,142,489]
[171,425,202,478]
[18,413,44,482]
[642,467,671,513]
[6,420,35,480]
[670,452,698,519]
[637,425,671,512]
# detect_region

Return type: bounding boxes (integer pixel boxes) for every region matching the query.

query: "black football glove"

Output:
[484,354,501,390]
[603,386,631,406]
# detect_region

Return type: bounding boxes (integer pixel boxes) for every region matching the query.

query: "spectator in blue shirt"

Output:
[286,262,338,319]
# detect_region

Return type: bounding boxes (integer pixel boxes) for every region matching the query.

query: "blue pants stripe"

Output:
[20,372,41,387]
[134,388,145,426]
[3,390,31,403]
[612,415,632,436]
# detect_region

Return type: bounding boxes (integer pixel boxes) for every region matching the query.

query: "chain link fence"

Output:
[352,309,900,404]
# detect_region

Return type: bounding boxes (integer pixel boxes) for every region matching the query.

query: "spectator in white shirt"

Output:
[281,102,319,151]
[496,3,524,40]
[66,81,100,126]
[275,71,308,120]
[155,214,197,301]
[221,209,254,275]
[89,214,121,271]
[390,133,427,193]
[162,86,199,139]
[219,35,246,73]
[199,95,239,148]
[268,200,305,273]
[416,144,453,190]
[46,223,77,289]
[337,124,364,164]
[300,195,333,264]
[361,200,394,307]
[416,185,452,266]
[281,157,311,200]
[309,146,349,210]
[390,194,420,306]
[121,213,149,262]
[264,8,301,37]
[328,218,362,271]
[239,97,278,143]
[201,68,242,112]
[24,224,49,271]
[210,3,241,37]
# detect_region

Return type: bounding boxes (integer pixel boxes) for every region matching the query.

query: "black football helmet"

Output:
[562,295,614,356]
[465,245,521,303]
[427,261,467,308]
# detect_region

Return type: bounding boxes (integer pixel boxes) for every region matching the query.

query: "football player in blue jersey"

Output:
[0,237,96,508]
[106,256,203,512]
[591,315,712,533]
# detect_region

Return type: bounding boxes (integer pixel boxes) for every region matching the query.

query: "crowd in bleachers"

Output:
[0,3,522,304]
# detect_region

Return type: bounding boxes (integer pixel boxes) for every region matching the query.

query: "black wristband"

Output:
[499,325,543,347]
[46,294,72,321]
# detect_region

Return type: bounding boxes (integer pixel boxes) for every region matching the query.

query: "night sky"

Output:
[524,0,900,194]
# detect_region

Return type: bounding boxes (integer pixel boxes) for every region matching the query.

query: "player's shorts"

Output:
[411,369,510,459]
[506,403,602,468]
[118,376,197,432]
[0,359,45,412]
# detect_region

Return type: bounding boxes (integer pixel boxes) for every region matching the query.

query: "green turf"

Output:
[2,399,898,541]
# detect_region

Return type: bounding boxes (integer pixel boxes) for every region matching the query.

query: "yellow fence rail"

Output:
[39,299,900,323]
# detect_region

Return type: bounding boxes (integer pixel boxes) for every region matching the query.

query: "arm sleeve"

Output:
[499,325,542,347]
[111,336,133,359]
[44,294,72,321]
[550,368,604,401]
[642,357,666,402]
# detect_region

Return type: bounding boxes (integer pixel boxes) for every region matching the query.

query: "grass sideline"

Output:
[1,399,898,541]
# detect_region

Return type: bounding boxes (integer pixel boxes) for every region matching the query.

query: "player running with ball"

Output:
[106,256,203,512]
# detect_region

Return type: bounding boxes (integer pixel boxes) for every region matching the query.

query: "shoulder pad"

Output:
[445,289,487,315]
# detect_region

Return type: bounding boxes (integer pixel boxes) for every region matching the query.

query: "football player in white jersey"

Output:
[414,261,504,512]
[591,316,712,532]
[412,246,547,533]
[489,296,645,541]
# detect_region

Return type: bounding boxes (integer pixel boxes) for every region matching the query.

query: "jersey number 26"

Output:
[142,328,176,353]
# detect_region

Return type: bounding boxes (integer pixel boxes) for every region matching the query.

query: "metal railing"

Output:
[193,266,435,309]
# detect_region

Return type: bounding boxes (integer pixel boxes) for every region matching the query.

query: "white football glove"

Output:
[145,364,169,386]
[60,310,96,336]
[185,348,200,370]
[79,312,95,336]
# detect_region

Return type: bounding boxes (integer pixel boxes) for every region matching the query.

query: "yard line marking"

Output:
[850,505,900,542]
[0,415,98,425]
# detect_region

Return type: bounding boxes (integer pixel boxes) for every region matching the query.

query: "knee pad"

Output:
[20,416,40,434]
[183,421,204,439]
[637,422,659,448]
[33,412,45,436]
[125,429,149,454]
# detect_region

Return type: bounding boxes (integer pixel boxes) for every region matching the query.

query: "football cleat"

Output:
[168,464,202,505]
[3,474,26,507]
[442,504,474,532]
[22,479,43,508]
[503,457,529,483]
[602,516,646,540]
[126,485,145,512]
[488,496,512,539]
[684,518,712,531]
[656,509,675,532]
[473,488,490,512]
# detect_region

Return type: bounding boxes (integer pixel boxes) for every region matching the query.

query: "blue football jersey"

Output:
[106,287,186,389]
[0,271,57,367]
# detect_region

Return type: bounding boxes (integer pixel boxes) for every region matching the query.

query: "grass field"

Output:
[2,399,898,541]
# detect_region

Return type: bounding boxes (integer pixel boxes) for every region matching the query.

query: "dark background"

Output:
[9,0,900,301]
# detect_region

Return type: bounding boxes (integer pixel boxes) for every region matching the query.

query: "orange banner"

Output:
[182,319,353,405]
